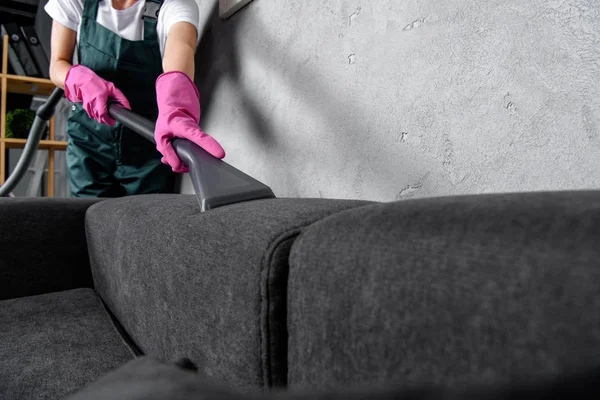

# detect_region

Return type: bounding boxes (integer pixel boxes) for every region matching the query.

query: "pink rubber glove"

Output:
[64,64,131,126]
[154,71,225,173]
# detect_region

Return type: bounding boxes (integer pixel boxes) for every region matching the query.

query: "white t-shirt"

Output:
[44,0,200,58]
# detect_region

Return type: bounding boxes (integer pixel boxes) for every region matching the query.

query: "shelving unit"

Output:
[1,34,66,197]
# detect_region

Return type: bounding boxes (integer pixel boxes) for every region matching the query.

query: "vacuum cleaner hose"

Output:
[2,88,275,211]
[0,88,65,197]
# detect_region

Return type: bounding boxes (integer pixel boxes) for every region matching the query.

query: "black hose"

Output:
[0,88,65,197]
[2,89,275,211]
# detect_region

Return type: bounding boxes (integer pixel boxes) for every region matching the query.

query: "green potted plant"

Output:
[5,109,48,140]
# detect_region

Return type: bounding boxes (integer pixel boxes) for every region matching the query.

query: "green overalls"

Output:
[66,0,175,197]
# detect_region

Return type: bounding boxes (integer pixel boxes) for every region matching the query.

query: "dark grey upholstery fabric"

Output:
[85,194,371,390]
[288,191,600,389]
[66,356,600,400]
[0,198,102,300]
[0,288,135,399]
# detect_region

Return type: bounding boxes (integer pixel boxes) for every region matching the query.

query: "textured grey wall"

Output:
[184,0,600,202]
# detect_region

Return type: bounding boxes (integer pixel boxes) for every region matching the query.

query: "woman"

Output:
[45,0,225,197]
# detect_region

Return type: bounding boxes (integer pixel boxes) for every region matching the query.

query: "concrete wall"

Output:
[186,0,600,202]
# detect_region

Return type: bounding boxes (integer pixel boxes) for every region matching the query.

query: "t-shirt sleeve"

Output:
[44,0,84,32]
[159,0,201,47]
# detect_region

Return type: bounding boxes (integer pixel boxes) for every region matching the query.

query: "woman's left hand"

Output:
[154,71,225,173]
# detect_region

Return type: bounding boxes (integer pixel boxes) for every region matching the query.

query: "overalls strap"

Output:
[142,0,164,41]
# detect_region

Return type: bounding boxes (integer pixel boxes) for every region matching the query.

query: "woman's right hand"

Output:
[64,64,131,126]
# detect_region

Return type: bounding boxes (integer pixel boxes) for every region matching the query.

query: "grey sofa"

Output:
[1,191,600,399]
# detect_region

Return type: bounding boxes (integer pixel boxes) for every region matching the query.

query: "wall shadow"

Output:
[193,1,425,200]
[194,1,275,145]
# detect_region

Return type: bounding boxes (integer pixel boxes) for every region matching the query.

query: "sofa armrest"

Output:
[0,197,103,300]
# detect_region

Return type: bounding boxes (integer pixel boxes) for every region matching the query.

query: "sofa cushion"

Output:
[0,288,135,399]
[84,194,371,390]
[287,191,600,389]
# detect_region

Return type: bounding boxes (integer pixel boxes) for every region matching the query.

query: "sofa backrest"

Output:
[84,194,371,390]
[287,191,600,390]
